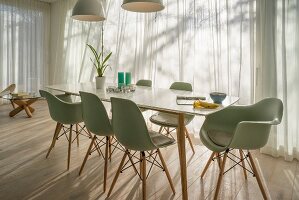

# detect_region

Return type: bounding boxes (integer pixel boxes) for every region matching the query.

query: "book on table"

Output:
[176,95,206,105]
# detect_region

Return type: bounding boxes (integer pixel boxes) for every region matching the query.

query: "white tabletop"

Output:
[46,82,239,116]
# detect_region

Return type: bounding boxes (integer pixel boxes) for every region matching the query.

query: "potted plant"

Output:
[87,27,112,89]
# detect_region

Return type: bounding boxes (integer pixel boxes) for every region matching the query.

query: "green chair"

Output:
[55,93,92,146]
[57,93,92,146]
[55,93,73,103]
[136,79,152,112]
[136,79,152,87]
[78,91,114,192]
[40,90,84,170]
[199,98,283,199]
[150,82,195,153]
[107,97,176,199]
[0,84,16,108]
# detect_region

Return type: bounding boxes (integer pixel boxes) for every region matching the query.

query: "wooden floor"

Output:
[0,100,298,200]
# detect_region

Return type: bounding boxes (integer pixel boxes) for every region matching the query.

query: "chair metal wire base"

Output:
[201,149,268,200]
[120,150,165,180]
[56,124,92,144]
[88,136,123,159]
[213,149,255,176]
[107,149,175,198]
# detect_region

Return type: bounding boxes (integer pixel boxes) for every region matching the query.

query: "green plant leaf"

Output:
[102,52,112,66]
[90,58,98,70]
[97,52,102,63]
[97,68,103,77]
[87,44,97,57]
[102,64,110,74]
[87,43,112,77]
[87,44,100,63]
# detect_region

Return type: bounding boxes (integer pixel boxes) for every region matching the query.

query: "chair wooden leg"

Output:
[103,136,109,192]
[201,152,216,178]
[184,127,195,154]
[94,139,103,158]
[214,150,228,199]
[248,152,267,200]
[76,124,79,147]
[141,151,147,200]
[79,135,96,175]
[239,150,247,179]
[128,151,139,175]
[108,136,112,162]
[87,129,92,138]
[53,124,62,148]
[46,123,62,158]
[157,149,175,194]
[158,126,163,133]
[107,151,128,197]
[216,152,222,169]
[166,127,170,136]
[67,125,73,170]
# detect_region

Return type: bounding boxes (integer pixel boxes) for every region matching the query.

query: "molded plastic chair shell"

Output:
[55,93,73,103]
[40,90,83,125]
[200,98,283,152]
[150,81,194,126]
[170,82,192,92]
[136,79,152,87]
[150,112,194,127]
[80,91,113,136]
[136,80,152,112]
[0,84,16,96]
[111,97,174,151]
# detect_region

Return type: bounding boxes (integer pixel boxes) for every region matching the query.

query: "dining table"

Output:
[46,82,239,200]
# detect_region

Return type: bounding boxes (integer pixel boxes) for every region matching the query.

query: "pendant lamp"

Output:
[72,0,106,22]
[122,0,164,13]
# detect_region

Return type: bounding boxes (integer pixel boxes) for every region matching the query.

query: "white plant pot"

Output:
[95,76,106,89]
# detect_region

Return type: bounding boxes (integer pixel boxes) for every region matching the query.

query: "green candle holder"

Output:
[125,72,132,85]
[118,72,125,88]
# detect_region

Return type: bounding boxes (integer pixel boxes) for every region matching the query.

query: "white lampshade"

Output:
[72,0,106,22]
[122,0,164,13]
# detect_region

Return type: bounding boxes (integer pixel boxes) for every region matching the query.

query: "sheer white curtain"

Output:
[257,0,299,161]
[50,0,255,134]
[50,0,254,103]
[0,0,50,96]
[49,0,94,85]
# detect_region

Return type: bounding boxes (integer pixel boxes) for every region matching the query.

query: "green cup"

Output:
[118,72,125,88]
[125,72,132,85]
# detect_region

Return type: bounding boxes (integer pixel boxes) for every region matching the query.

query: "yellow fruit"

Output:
[193,100,219,109]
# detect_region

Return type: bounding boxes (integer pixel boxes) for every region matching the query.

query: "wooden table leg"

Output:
[9,99,38,118]
[9,106,24,117]
[28,106,35,113]
[177,113,188,200]
[10,100,16,109]
[24,105,33,118]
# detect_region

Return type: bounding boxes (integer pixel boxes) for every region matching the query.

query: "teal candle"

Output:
[125,72,132,85]
[118,72,125,88]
